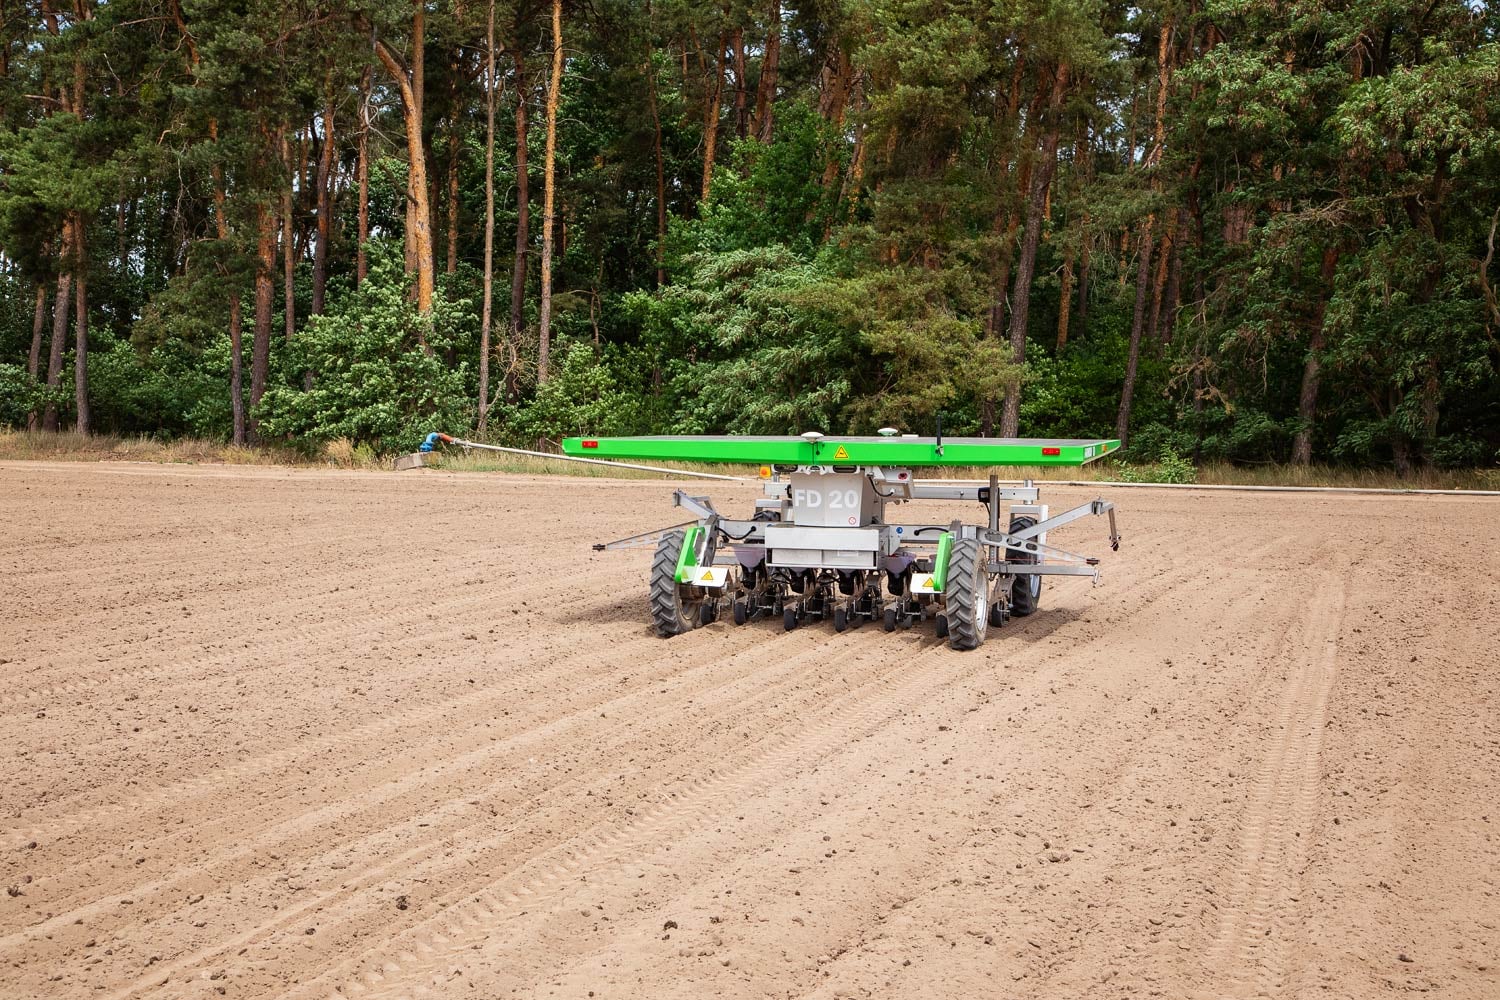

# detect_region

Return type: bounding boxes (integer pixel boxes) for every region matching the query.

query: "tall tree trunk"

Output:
[27,281,46,380]
[280,133,296,341]
[537,0,563,384]
[313,87,336,315]
[227,294,245,444]
[446,124,461,274]
[1147,209,1176,342]
[1056,244,1074,351]
[356,63,372,286]
[402,4,425,279]
[43,221,73,433]
[999,63,1069,438]
[445,9,464,277]
[752,2,780,142]
[508,53,530,399]
[732,27,747,138]
[478,0,498,433]
[72,237,89,435]
[1290,247,1341,465]
[375,31,435,312]
[1115,216,1156,445]
[251,201,276,439]
[1075,215,1090,327]
[647,50,666,287]
[701,33,726,202]
[208,129,245,444]
[1158,207,1188,345]
[26,280,46,430]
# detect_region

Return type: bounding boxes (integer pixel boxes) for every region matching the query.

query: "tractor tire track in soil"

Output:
[2,462,1496,1000]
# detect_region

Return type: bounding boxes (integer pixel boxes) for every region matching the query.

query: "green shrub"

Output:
[255,246,472,454]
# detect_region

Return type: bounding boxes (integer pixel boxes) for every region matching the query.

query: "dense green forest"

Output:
[2,0,1498,470]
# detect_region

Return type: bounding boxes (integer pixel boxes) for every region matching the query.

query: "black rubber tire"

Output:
[1007,516,1042,617]
[700,601,718,626]
[650,531,698,637]
[988,599,1007,629]
[934,614,949,639]
[833,606,848,632]
[783,606,798,631]
[883,607,897,632]
[1011,573,1041,617]
[945,537,988,651]
[732,598,748,626]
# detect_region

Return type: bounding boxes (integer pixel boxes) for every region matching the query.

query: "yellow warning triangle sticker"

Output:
[916,575,931,589]
[701,570,714,582]
[832,444,850,460]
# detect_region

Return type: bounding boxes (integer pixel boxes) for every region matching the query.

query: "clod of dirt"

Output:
[662,919,678,931]
[395,895,409,911]
[1398,953,1414,963]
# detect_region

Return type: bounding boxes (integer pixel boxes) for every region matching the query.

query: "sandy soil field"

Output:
[1,460,1497,1000]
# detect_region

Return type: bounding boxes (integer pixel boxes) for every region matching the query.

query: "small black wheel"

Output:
[833,606,848,633]
[935,614,949,639]
[883,607,897,632]
[700,601,718,626]
[732,598,748,625]
[1008,516,1042,617]
[783,606,798,631]
[988,600,1007,629]
[1011,574,1041,617]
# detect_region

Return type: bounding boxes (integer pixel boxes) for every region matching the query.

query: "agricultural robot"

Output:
[556,431,1123,651]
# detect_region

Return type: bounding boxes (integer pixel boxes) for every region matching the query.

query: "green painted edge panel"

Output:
[931,533,953,593]
[562,436,1121,468]
[673,525,702,583]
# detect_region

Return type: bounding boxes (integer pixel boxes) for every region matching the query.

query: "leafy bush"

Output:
[255,246,472,454]
[1113,445,1198,484]
[0,363,47,426]
[496,342,635,444]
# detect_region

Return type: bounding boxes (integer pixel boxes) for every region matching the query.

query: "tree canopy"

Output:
[2,0,1497,470]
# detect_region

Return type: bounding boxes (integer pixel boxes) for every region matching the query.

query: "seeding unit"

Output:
[558,432,1123,650]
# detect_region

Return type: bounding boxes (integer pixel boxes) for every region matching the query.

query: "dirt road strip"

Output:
[2,461,1497,999]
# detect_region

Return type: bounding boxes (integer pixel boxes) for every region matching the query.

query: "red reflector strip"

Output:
[581,440,599,449]
[1041,446,1061,456]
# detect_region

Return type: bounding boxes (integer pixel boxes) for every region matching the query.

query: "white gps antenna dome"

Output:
[877,427,900,437]
[800,431,825,440]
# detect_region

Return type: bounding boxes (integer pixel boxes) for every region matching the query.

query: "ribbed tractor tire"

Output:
[945,537,989,651]
[650,531,697,637]
[1008,516,1043,618]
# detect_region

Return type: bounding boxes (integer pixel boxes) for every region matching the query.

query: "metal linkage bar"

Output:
[1006,499,1114,541]
[673,491,719,519]
[987,563,1102,577]
[910,483,1040,503]
[593,521,697,552]
[979,529,1098,565]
